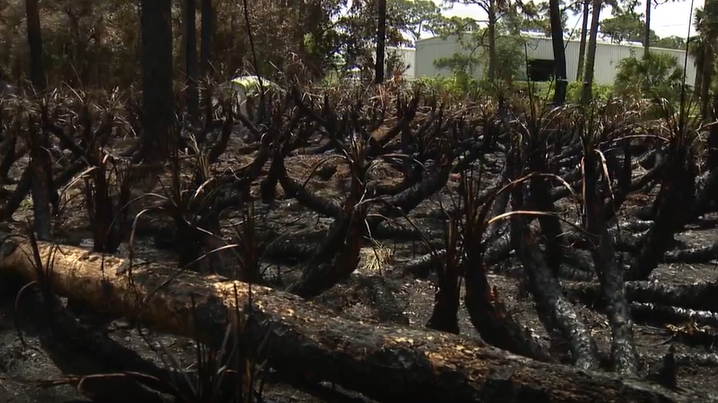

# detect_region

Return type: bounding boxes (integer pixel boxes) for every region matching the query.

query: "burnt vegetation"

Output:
[1,1,718,403]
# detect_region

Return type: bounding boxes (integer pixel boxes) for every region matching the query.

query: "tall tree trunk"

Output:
[184,0,199,121]
[25,0,46,90]
[709,90,718,169]
[700,43,713,120]
[582,0,602,104]
[140,0,175,161]
[644,0,652,58]
[200,0,213,78]
[576,0,590,81]
[550,0,567,104]
[29,120,53,241]
[375,0,387,84]
[487,1,498,81]
[694,57,703,96]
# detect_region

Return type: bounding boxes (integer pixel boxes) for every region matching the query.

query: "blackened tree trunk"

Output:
[644,0,652,58]
[487,2,498,81]
[375,0,387,84]
[709,91,718,169]
[200,0,213,78]
[426,219,461,334]
[184,0,199,121]
[576,0,590,80]
[583,150,638,375]
[25,0,46,90]
[29,119,52,240]
[700,44,713,120]
[140,0,175,161]
[549,0,567,105]
[581,0,602,104]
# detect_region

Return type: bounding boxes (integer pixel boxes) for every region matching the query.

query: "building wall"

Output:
[415,36,464,79]
[386,46,416,79]
[413,35,697,86]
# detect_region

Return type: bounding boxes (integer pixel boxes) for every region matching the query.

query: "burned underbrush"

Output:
[0,83,718,402]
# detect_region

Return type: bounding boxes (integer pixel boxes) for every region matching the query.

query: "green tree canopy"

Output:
[599,11,657,43]
[653,35,686,50]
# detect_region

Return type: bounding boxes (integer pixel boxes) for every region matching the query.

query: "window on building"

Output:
[527,59,555,82]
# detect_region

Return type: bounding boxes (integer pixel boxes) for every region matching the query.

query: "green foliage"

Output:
[499,0,567,35]
[520,81,614,103]
[388,0,446,42]
[614,53,685,102]
[0,0,439,88]
[599,11,655,44]
[413,73,482,98]
[567,81,613,103]
[494,36,525,81]
[433,33,484,77]
[654,36,687,50]
[433,30,525,81]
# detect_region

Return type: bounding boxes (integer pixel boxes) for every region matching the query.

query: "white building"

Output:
[413,34,697,86]
[386,46,416,79]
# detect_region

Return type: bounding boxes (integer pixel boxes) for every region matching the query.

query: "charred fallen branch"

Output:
[564,280,718,312]
[0,233,693,403]
[625,134,697,281]
[663,240,718,263]
[629,302,718,328]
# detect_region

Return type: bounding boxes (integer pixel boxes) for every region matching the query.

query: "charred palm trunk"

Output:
[425,219,461,334]
[29,117,53,240]
[486,156,514,239]
[278,154,342,218]
[288,151,369,298]
[707,91,718,170]
[463,221,555,360]
[0,131,16,182]
[367,150,453,230]
[584,150,639,375]
[602,139,633,222]
[460,153,554,361]
[627,141,696,281]
[529,152,565,276]
[463,241,556,363]
[260,146,283,203]
[511,200,599,369]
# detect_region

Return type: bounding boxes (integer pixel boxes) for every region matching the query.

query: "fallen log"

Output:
[0,233,694,403]
[564,280,718,312]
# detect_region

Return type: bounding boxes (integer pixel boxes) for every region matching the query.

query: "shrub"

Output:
[614,53,685,103]
[413,73,482,99]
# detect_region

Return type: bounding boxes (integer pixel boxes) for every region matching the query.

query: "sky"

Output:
[433,0,704,39]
